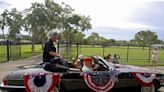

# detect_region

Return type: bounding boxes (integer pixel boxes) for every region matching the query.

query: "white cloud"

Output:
[4,0,44,10]
[0,0,164,40]
[0,0,158,29]
[54,0,157,29]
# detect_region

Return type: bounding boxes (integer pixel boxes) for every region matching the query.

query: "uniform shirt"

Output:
[43,40,56,62]
[82,65,92,72]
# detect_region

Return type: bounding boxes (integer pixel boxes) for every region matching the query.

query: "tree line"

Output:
[0,0,92,53]
[61,30,163,47]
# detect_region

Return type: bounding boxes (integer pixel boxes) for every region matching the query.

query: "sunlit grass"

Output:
[61,45,164,66]
[0,44,42,62]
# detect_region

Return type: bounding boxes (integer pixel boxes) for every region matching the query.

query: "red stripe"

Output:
[23,74,31,92]
[131,72,154,86]
[23,73,60,92]
[84,74,114,91]
[48,74,60,92]
[88,75,112,90]
[85,75,98,91]
[87,74,113,91]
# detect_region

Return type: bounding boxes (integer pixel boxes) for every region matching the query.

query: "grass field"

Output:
[1,44,164,66]
[21,44,42,58]
[0,44,42,62]
[0,45,7,62]
[61,45,164,66]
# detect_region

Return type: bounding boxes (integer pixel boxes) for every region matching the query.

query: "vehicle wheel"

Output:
[141,84,156,92]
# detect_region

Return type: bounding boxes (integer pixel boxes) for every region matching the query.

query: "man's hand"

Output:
[59,56,64,61]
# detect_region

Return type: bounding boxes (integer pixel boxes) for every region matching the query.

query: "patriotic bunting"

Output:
[23,73,60,92]
[83,73,116,92]
[131,72,155,86]
[83,70,120,92]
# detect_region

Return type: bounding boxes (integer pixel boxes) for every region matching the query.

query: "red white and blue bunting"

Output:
[131,72,155,86]
[83,73,116,92]
[23,73,60,92]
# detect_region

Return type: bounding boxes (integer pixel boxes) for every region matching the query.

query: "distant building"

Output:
[0,39,32,45]
[20,40,32,44]
[0,39,7,44]
[151,44,164,48]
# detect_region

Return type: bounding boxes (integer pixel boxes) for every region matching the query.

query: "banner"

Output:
[83,69,120,92]
[23,73,60,92]
[131,72,155,86]
[83,72,117,92]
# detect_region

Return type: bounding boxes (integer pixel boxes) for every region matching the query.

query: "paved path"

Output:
[0,55,163,92]
[0,54,42,83]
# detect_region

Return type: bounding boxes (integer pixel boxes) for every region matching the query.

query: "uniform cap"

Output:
[83,57,92,62]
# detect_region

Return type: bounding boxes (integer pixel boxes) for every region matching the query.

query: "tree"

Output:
[99,37,109,46]
[0,8,23,40]
[87,32,100,47]
[134,30,158,47]
[0,9,8,39]
[23,2,55,53]
[72,31,85,44]
[130,39,137,46]
[5,8,23,40]
[108,39,116,46]
[23,0,91,54]
[44,0,62,30]
[57,3,91,53]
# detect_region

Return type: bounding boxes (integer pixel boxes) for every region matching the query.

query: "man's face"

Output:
[85,61,92,68]
[51,35,58,42]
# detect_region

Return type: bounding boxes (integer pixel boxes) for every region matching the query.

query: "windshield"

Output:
[93,55,114,71]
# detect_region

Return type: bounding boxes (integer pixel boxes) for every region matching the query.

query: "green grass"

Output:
[21,44,42,58]
[0,44,42,62]
[0,45,7,62]
[1,44,164,66]
[61,45,164,66]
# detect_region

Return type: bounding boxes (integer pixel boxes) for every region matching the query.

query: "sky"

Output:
[0,0,164,41]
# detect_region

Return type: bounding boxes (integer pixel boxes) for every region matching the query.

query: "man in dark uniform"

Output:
[43,32,68,72]
[43,32,62,63]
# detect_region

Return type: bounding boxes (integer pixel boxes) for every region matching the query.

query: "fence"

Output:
[75,44,164,63]
[1,42,164,63]
[0,39,43,62]
[0,39,21,62]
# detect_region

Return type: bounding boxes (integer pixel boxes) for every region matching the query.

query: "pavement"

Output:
[0,54,42,83]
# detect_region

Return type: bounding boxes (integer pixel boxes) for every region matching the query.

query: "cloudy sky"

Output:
[0,0,164,40]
